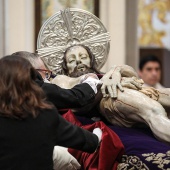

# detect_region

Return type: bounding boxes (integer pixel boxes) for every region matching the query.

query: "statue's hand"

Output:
[101,68,124,98]
[121,77,143,90]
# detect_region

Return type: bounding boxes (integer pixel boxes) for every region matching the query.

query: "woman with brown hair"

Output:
[0,55,100,170]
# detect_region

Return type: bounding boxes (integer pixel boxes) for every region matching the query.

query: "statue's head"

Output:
[62,45,99,77]
[37,8,110,75]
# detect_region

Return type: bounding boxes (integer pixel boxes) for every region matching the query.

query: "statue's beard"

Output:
[68,65,95,78]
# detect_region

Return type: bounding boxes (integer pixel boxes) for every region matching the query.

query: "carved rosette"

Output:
[37,8,110,74]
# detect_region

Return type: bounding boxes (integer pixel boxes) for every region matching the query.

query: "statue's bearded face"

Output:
[65,46,94,77]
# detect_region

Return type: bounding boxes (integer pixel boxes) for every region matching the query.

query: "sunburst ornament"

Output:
[37,8,110,74]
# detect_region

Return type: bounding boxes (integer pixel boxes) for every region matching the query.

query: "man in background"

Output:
[138,55,164,89]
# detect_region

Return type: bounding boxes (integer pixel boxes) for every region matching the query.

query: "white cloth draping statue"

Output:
[52,45,170,143]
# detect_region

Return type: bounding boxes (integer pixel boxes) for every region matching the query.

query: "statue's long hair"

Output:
[0,55,53,119]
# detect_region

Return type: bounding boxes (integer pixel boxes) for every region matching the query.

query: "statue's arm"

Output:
[51,74,101,94]
[51,75,103,114]
[103,65,138,80]
[45,75,97,109]
[51,75,82,89]
[116,65,138,77]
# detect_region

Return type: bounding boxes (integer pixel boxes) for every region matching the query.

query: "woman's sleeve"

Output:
[55,113,99,153]
[42,83,95,109]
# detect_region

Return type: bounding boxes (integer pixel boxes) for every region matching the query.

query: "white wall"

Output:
[100,0,126,72]
[4,0,34,55]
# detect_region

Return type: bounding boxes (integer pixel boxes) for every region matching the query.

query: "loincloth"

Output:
[99,98,137,127]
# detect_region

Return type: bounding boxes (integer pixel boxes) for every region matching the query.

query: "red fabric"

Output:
[62,110,124,170]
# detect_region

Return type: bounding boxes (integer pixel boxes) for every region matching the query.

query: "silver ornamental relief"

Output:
[37,8,110,74]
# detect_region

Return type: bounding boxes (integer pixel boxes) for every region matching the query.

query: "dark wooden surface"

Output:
[34,0,41,50]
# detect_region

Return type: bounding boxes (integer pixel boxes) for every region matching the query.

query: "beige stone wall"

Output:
[1,0,138,71]
[4,0,35,55]
[100,0,126,72]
